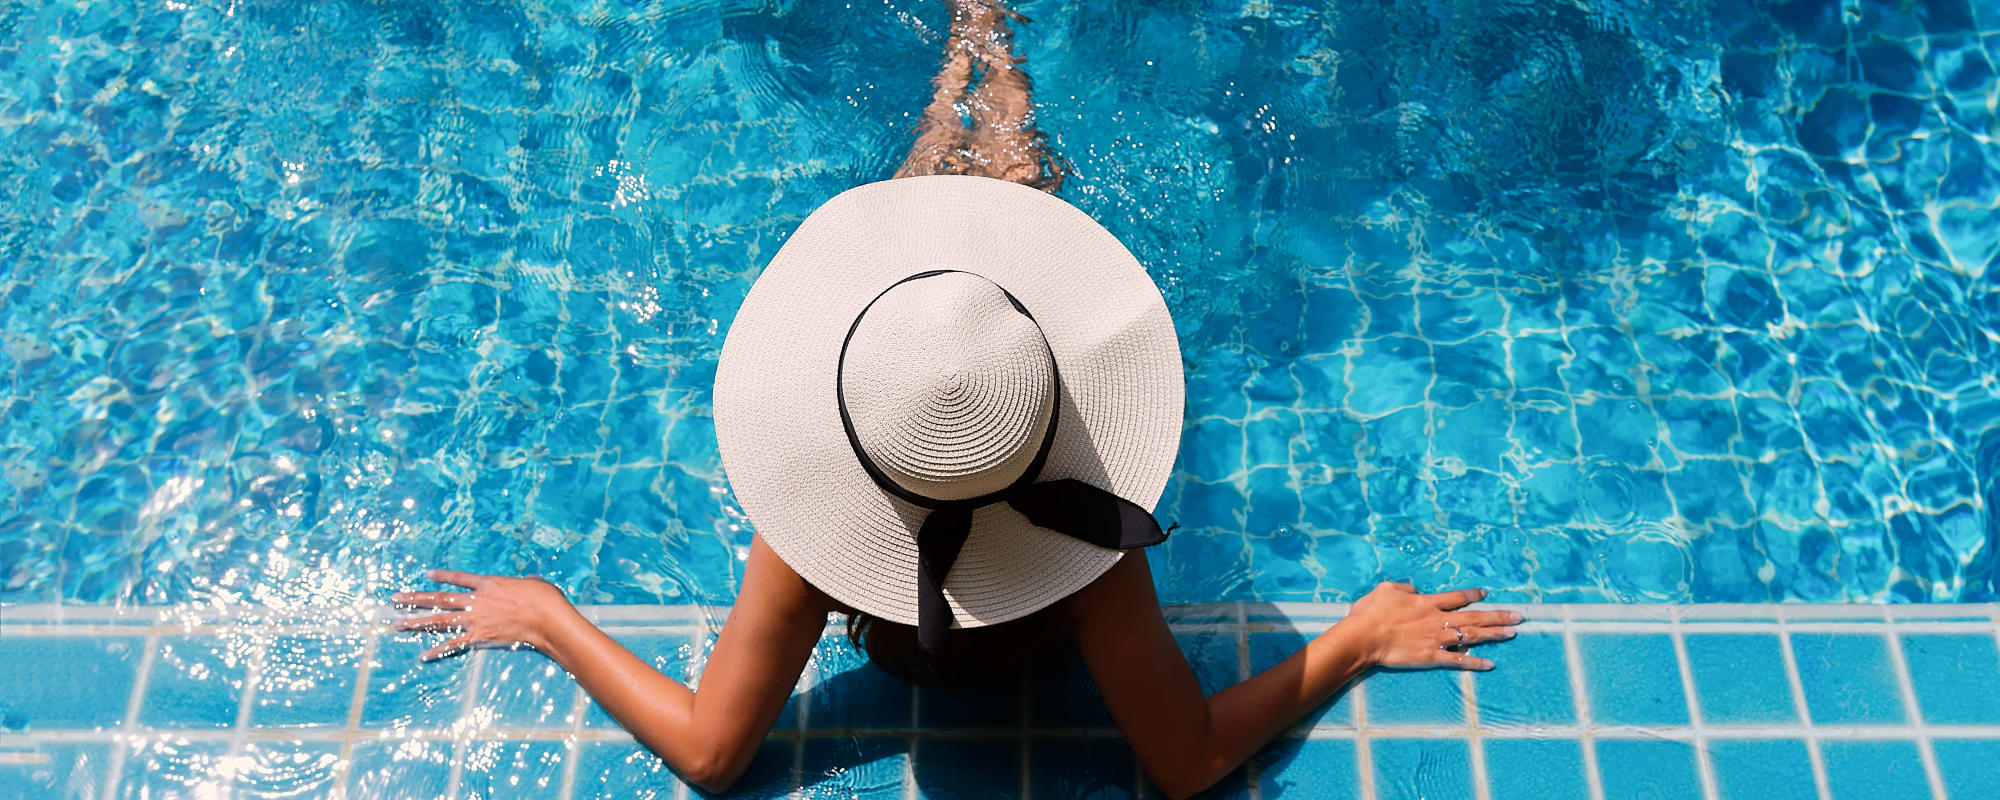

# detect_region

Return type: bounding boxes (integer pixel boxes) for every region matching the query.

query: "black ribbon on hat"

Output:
[835,270,1173,654]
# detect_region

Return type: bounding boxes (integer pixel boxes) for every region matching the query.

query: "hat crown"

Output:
[840,272,1054,502]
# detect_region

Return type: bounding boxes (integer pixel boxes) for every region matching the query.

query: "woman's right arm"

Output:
[541,535,828,792]
[394,535,831,794]
[1068,555,1520,799]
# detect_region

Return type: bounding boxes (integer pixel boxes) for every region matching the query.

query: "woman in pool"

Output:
[391,2,1519,796]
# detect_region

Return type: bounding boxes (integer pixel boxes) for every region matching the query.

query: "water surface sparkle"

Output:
[0,0,1995,620]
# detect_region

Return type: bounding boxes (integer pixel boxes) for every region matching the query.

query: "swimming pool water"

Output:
[1,0,1996,616]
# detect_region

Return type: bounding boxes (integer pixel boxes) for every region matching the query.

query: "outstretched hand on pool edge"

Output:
[390,569,583,662]
[1338,581,1523,671]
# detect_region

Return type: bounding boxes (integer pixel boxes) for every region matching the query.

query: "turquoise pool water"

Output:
[1,0,1996,615]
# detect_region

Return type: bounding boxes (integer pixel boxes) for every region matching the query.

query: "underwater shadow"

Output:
[683,604,1358,797]
[1230,601,1362,794]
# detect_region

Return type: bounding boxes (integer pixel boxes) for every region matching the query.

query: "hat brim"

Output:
[713,175,1184,628]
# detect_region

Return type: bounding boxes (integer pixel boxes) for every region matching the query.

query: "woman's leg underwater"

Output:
[893,0,1067,192]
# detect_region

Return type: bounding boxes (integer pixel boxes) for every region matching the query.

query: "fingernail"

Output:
[394,620,411,630]
[1507,611,1524,624]
[1501,626,1517,637]
[390,593,408,603]
[1481,661,1496,671]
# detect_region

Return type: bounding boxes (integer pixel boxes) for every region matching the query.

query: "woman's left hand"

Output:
[391,569,580,661]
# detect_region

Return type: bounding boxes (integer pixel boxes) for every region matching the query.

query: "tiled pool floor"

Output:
[3,603,1998,799]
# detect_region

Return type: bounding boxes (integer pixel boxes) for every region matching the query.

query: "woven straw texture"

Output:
[713,175,1183,628]
[843,272,1057,501]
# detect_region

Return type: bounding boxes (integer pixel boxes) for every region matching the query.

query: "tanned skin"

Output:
[396,543,1517,797]
[894,0,1068,190]
[393,2,1523,796]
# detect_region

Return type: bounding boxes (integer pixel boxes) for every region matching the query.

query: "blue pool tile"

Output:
[251,633,361,728]
[139,634,250,729]
[1179,633,1240,695]
[471,647,579,729]
[584,633,698,729]
[1258,739,1360,800]
[458,740,567,800]
[1364,668,1465,725]
[1473,633,1576,725]
[1790,633,1906,724]
[236,740,342,797]
[802,738,908,799]
[1371,739,1472,800]
[1484,739,1587,800]
[0,742,110,797]
[808,637,911,729]
[1578,634,1689,725]
[575,742,680,799]
[1249,631,1355,728]
[693,739,794,799]
[348,739,452,799]
[1933,739,2000,800]
[1684,633,1797,724]
[1821,740,1929,800]
[1595,739,1700,800]
[1140,755,1249,799]
[1029,651,1114,728]
[1709,739,1817,800]
[1167,604,1243,623]
[1033,738,1136,798]
[915,739,1019,799]
[360,635,471,729]
[116,738,230,800]
[917,674,1023,729]
[0,635,142,729]
[1900,634,2000,724]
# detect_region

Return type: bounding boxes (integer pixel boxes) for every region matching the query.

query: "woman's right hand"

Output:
[1339,581,1521,671]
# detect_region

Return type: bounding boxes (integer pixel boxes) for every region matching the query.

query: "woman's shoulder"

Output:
[741,535,843,618]
[1058,550,1164,629]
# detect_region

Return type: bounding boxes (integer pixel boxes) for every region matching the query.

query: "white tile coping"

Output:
[3,602,1996,800]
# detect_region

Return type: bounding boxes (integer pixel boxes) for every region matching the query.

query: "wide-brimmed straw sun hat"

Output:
[713,175,1183,650]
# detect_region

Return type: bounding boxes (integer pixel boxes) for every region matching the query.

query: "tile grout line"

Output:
[1239,601,1260,800]
[1463,666,1490,800]
[679,627,707,800]
[1562,606,1605,800]
[793,639,812,800]
[1774,614,1832,800]
[906,672,920,800]
[557,667,589,800]
[1019,668,1033,800]
[17,721,2000,748]
[443,649,487,800]
[1669,612,1719,800]
[3,602,1993,624]
[1354,676,1373,800]
[1881,622,1947,800]
[332,633,379,800]
[98,631,159,800]
[19,617,2000,638]
[220,635,271,800]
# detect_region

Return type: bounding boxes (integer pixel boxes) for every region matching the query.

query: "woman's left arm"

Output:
[392,535,831,793]
[1069,553,1519,799]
